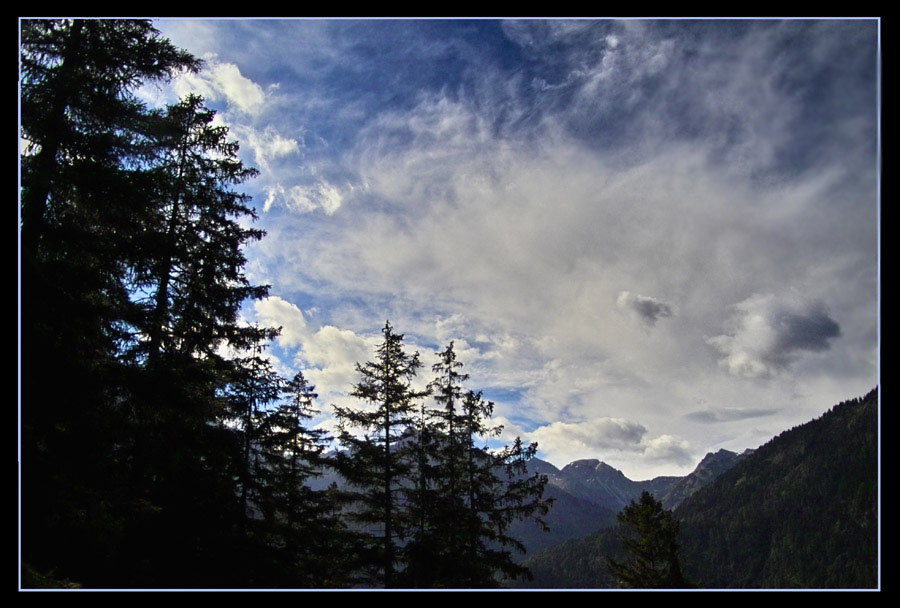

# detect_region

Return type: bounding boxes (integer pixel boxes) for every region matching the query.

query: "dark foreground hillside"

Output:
[518,389,879,589]
[677,388,878,589]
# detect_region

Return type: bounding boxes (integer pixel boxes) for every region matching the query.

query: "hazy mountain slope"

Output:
[507,484,619,558]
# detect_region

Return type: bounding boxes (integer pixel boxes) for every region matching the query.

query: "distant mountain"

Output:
[308,439,753,564]
[508,447,748,560]
[515,389,879,589]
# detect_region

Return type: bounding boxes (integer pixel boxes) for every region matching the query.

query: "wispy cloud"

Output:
[156,18,878,478]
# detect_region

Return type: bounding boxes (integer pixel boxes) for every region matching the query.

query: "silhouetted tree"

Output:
[254,371,351,587]
[20,18,200,587]
[606,491,691,588]
[332,321,428,588]
[20,19,282,587]
[416,343,552,587]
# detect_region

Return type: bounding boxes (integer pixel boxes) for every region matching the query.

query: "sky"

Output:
[142,18,879,480]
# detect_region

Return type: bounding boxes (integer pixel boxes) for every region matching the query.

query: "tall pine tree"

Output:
[21,19,279,587]
[450,389,552,586]
[332,321,428,588]
[254,371,351,587]
[20,18,201,587]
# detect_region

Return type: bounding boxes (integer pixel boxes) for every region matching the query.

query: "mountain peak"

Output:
[562,458,601,472]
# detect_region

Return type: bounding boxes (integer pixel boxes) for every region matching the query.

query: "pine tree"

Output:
[116,93,276,586]
[405,341,471,586]
[332,321,428,588]
[20,18,201,587]
[127,92,268,366]
[407,342,553,588]
[20,19,281,587]
[454,390,552,586]
[255,371,351,587]
[606,491,691,589]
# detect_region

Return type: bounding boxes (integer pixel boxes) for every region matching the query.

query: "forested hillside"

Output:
[676,389,878,588]
[518,389,879,589]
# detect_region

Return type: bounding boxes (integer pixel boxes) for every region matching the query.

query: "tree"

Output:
[20,19,282,587]
[455,390,552,587]
[407,342,552,588]
[606,491,691,588]
[20,18,201,587]
[254,371,351,587]
[332,321,429,588]
[399,341,470,587]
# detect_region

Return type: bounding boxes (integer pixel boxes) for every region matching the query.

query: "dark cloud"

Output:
[707,295,842,378]
[772,303,841,354]
[617,291,674,327]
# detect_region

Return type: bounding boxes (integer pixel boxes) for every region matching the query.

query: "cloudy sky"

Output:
[145,18,879,480]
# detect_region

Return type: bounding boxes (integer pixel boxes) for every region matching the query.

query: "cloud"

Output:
[641,434,694,465]
[174,54,266,115]
[253,296,309,350]
[684,406,779,424]
[525,417,694,471]
[706,294,841,378]
[237,125,300,172]
[617,291,674,327]
[529,417,648,453]
[174,19,877,480]
[250,296,389,406]
[263,182,344,215]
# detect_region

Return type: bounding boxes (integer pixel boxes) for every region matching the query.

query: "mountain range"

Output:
[508,445,753,556]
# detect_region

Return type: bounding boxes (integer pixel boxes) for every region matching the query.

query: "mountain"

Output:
[534,447,748,518]
[659,448,754,510]
[507,448,747,560]
[676,388,878,588]
[515,388,879,589]
[506,459,619,557]
[307,440,753,565]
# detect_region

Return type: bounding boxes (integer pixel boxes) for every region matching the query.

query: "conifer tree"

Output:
[606,491,691,588]
[255,371,350,587]
[332,321,428,588]
[20,19,280,587]
[406,342,552,588]
[405,341,471,586]
[452,390,553,586]
[20,18,201,586]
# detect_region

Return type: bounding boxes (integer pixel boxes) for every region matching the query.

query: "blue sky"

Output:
[142,18,879,479]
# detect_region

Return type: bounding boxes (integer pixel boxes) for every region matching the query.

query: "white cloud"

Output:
[174,55,266,116]
[181,19,877,480]
[237,125,300,172]
[641,434,693,465]
[253,296,308,349]
[263,181,344,215]
[524,418,694,472]
[251,296,378,402]
[529,418,648,453]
